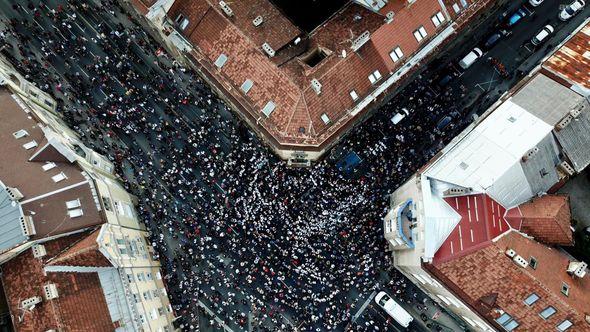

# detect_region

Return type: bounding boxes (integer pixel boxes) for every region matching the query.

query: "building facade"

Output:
[0,57,176,331]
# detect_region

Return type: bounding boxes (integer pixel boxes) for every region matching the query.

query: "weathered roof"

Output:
[47,228,112,267]
[0,183,27,251]
[429,231,590,331]
[1,233,115,331]
[0,88,103,242]
[505,195,573,246]
[543,22,590,94]
[553,100,590,172]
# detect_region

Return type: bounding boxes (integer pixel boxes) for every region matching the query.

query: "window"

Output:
[66,199,81,209]
[413,26,428,42]
[529,256,538,269]
[133,293,140,303]
[102,196,113,212]
[561,282,569,296]
[241,79,253,94]
[127,274,134,283]
[320,113,330,125]
[118,246,128,255]
[137,272,145,282]
[23,140,38,150]
[389,46,403,62]
[557,320,573,331]
[139,314,146,325]
[13,129,29,139]
[452,3,461,14]
[174,14,189,30]
[214,54,228,68]
[349,90,359,101]
[368,70,382,84]
[67,209,84,218]
[524,293,539,306]
[152,289,159,298]
[431,11,446,27]
[143,291,152,301]
[158,307,165,316]
[42,162,56,171]
[146,272,153,281]
[52,172,67,183]
[150,308,158,320]
[539,306,556,319]
[261,101,276,117]
[496,313,519,331]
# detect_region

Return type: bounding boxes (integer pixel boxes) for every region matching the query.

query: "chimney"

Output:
[567,261,588,278]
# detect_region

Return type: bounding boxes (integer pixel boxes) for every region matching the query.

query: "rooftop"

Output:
[428,230,590,331]
[0,88,103,246]
[1,232,116,331]
[269,0,349,32]
[165,0,455,156]
[542,21,590,95]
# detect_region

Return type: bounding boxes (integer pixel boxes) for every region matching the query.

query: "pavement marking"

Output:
[352,290,377,322]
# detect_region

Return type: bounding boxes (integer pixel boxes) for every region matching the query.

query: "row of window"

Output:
[497,306,573,331]
[127,271,160,284]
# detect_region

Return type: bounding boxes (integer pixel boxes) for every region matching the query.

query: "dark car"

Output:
[436,116,452,131]
[506,8,527,27]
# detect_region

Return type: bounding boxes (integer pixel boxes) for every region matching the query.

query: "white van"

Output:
[375,291,414,328]
[531,25,554,45]
[391,108,410,125]
[458,47,483,70]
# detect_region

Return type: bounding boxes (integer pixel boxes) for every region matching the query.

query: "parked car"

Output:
[529,0,545,6]
[437,116,453,131]
[391,108,410,125]
[375,291,414,328]
[531,25,554,45]
[559,0,585,20]
[484,30,511,50]
[506,8,528,27]
[458,47,483,69]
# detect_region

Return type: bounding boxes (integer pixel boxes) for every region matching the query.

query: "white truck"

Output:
[375,291,414,328]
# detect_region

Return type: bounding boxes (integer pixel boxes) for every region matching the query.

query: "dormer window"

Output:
[67,209,84,218]
[66,199,81,209]
[42,162,57,171]
[52,172,67,183]
[13,129,29,139]
[23,140,38,150]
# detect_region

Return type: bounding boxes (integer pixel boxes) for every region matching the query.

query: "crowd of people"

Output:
[1,0,473,330]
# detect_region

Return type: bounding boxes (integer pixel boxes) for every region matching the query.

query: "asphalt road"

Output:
[0,0,588,331]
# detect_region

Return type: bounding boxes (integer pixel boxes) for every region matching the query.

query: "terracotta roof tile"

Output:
[1,232,114,331]
[46,228,112,267]
[505,195,573,246]
[429,231,590,331]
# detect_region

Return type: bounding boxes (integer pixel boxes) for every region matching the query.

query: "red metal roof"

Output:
[433,194,510,264]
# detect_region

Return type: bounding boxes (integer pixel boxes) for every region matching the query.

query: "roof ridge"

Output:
[45,228,102,266]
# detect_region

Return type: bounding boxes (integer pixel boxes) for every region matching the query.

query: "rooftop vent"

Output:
[443,187,473,197]
[513,255,529,268]
[5,187,24,201]
[21,296,42,310]
[567,261,587,278]
[32,244,47,258]
[19,216,35,236]
[311,79,322,95]
[43,283,59,300]
[570,104,583,118]
[13,129,29,139]
[558,161,575,176]
[385,11,395,23]
[522,147,539,162]
[351,31,370,51]
[505,249,516,258]
[253,15,263,27]
[219,1,234,17]
[262,43,275,57]
[556,114,573,131]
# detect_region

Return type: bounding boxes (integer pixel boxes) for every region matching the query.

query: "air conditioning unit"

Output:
[261,43,275,57]
[5,187,24,201]
[556,114,573,131]
[521,147,539,162]
[311,79,322,95]
[19,216,35,236]
[21,296,42,310]
[253,15,263,27]
[32,244,47,258]
[43,284,59,300]
[218,1,234,17]
[567,261,588,278]
[558,161,575,176]
[513,255,528,268]
[505,249,516,258]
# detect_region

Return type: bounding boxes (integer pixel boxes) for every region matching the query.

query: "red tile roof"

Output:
[434,194,510,264]
[46,228,112,267]
[428,231,590,331]
[505,195,573,246]
[164,0,477,152]
[1,232,115,332]
[543,22,590,92]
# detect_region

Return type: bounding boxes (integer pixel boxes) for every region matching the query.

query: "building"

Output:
[0,58,176,331]
[123,0,498,164]
[383,21,590,332]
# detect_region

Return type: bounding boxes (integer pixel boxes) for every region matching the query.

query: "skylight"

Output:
[52,172,67,183]
[13,129,29,139]
[66,199,81,209]
[42,162,57,171]
[67,209,84,218]
[23,140,38,150]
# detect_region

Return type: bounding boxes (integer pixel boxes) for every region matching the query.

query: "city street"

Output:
[0,0,588,331]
